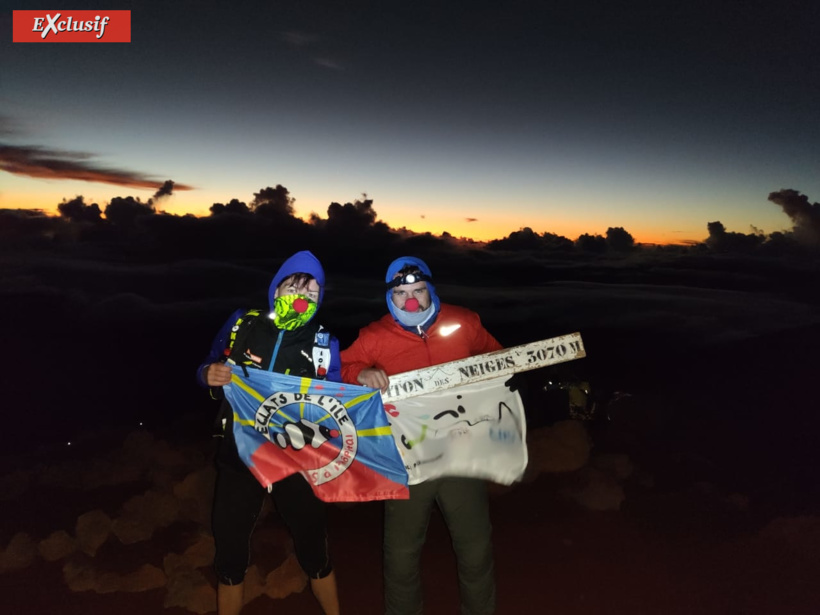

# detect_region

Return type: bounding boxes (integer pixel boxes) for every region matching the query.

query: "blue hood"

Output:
[268,250,326,316]
[384,256,441,325]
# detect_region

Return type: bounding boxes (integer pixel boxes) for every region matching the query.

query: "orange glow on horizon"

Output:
[3,199,700,247]
[371,210,700,246]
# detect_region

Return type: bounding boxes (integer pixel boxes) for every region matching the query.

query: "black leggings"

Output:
[212,453,333,585]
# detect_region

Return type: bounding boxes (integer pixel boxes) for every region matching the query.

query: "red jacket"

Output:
[341,303,503,383]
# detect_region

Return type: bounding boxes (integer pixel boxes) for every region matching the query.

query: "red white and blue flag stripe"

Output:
[224,366,409,502]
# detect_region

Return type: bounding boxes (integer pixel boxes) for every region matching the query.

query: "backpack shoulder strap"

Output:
[226,309,264,364]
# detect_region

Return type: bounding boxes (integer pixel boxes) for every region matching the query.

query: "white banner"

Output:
[385,376,527,485]
[381,332,585,402]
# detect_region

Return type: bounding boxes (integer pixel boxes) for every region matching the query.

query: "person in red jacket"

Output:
[341,256,501,615]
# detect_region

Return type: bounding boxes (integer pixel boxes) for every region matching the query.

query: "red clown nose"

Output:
[404,298,420,312]
[293,298,309,313]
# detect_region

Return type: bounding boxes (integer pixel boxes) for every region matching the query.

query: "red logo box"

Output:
[13,10,131,43]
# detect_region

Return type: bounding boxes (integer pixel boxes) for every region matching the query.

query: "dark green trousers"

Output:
[384,477,496,615]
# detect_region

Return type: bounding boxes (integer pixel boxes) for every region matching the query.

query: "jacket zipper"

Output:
[417,325,435,365]
[268,329,285,371]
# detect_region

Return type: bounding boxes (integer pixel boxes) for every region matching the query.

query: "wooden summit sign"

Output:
[381,331,586,402]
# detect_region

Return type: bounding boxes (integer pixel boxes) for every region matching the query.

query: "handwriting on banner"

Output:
[393,397,519,452]
[386,377,528,485]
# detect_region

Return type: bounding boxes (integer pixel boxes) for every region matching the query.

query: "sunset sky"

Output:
[2,0,818,244]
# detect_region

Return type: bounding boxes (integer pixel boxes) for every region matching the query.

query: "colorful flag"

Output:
[385,376,528,485]
[223,365,409,502]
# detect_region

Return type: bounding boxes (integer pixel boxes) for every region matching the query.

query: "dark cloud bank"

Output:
[0,144,194,192]
[1,187,819,515]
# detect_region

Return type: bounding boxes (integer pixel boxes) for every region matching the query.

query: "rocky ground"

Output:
[2,416,818,615]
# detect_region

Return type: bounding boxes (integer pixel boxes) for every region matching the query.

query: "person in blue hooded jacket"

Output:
[198,250,341,615]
